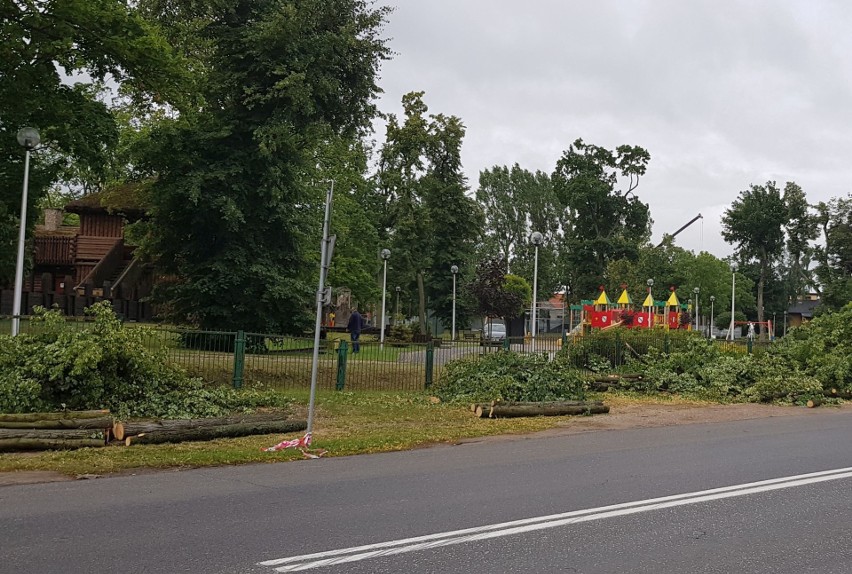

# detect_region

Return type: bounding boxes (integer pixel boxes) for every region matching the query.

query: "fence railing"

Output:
[3,317,775,391]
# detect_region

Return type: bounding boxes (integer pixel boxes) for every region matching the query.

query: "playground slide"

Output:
[600,320,624,331]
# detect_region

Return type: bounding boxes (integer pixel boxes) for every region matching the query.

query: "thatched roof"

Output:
[64,182,149,217]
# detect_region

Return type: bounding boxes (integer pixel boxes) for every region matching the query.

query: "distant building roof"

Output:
[787,299,820,318]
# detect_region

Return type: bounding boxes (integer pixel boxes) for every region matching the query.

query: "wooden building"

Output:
[5,186,155,320]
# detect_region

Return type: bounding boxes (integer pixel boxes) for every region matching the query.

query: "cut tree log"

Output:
[0,429,107,451]
[0,410,109,424]
[827,388,852,399]
[112,411,293,441]
[488,404,609,418]
[0,438,106,452]
[0,417,113,430]
[806,398,822,408]
[492,400,603,408]
[125,420,307,446]
[474,405,488,418]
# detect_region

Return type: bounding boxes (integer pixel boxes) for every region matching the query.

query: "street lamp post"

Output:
[12,128,40,337]
[646,279,654,329]
[709,296,715,339]
[395,286,401,324]
[693,286,700,332]
[530,231,544,349]
[727,262,738,341]
[380,249,390,348]
[450,265,458,341]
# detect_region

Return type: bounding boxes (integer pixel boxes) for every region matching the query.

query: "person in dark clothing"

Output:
[347,307,363,353]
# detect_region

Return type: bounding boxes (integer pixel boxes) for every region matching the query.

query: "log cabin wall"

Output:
[80,213,124,237]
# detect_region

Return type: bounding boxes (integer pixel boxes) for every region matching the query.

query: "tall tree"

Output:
[477,164,561,296]
[0,0,183,283]
[551,139,652,299]
[144,0,391,332]
[722,181,787,339]
[376,92,481,334]
[813,194,852,310]
[782,182,818,302]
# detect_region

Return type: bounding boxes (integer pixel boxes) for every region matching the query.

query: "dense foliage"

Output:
[434,351,585,404]
[0,303,291,418]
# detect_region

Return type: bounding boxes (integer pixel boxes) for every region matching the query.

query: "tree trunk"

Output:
[112,412,293,441]
[0,417,114,430]
[488,404,609,418]
[0,429,106,442]
[125,420,307,446]
[417,271,428,334]
[0,438,107,452]
[0,410,109,423]
[806,399,822,408]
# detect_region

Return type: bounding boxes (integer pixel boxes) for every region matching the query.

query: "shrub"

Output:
[744,374,823,403]
[434,351,586,404]
[0,303,291,418]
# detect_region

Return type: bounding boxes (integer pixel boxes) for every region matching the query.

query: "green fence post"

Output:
[664,333,670,354]
[614,331,622,367]
[747,337,753,354]
[232,330,246,389]
[336,340,348,390]
[502,336,510,351]
[425,342,434,389]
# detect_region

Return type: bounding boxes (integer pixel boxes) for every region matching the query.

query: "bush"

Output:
[433,351,586,404]
[559,328,703,371]
[744,374,823,403]
[0,303,291,418]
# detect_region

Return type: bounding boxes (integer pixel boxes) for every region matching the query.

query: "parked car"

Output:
[482,321,506,345]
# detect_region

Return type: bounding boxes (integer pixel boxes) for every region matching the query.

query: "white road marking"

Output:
[258,465,852,572]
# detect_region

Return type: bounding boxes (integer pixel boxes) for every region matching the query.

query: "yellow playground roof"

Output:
[617,289,632,305]
[642,293,654,307]
[666,291,680,306]
[594,290,610,306]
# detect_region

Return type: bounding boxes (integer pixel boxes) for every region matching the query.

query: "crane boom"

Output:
[656,213,703,248]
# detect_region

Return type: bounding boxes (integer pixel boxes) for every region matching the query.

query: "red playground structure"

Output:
[582,286,692,332]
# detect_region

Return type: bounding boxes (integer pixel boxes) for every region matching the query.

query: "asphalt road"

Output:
[3,409,852,574]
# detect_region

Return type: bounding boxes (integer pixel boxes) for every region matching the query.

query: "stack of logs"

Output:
[0,410,113,452]
[0,410,306,451]
[590,374,644,392]
[472,400,609,419]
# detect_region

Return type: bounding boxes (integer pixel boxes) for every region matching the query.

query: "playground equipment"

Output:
[571,285,694,334]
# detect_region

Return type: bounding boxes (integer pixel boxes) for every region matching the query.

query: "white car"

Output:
[483,322,506,344]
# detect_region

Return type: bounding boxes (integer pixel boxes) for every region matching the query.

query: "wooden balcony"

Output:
[34,236,76,265]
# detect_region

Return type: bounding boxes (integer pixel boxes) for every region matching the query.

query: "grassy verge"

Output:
[0,391,708,476]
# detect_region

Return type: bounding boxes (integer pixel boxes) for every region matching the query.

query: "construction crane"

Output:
[656,213,703,248]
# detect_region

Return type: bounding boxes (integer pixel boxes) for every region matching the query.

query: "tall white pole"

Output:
[531,244,539,346]
[727,269,736,341]
[380,258,388,348]
[307,181,334,437]
[12,149,31,337]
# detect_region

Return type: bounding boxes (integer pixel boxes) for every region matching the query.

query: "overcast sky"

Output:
[373,0,852,258]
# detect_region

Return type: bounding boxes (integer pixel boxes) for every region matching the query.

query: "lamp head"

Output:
[17,127,40,150]
[380,248,391,260]
[710,295,715,302]
[730,261,738,272]
[694,287,700,294]
[530,231,543,245]
[647,278,654,287]
[395,286,400,292]
[451,265,458,274]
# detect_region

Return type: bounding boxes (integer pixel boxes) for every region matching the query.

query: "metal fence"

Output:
[3,316,775,390]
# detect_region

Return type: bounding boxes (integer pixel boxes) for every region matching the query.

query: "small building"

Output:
[787,299,820,329]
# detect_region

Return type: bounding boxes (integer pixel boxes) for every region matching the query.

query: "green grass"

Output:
[0,391,699,476]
